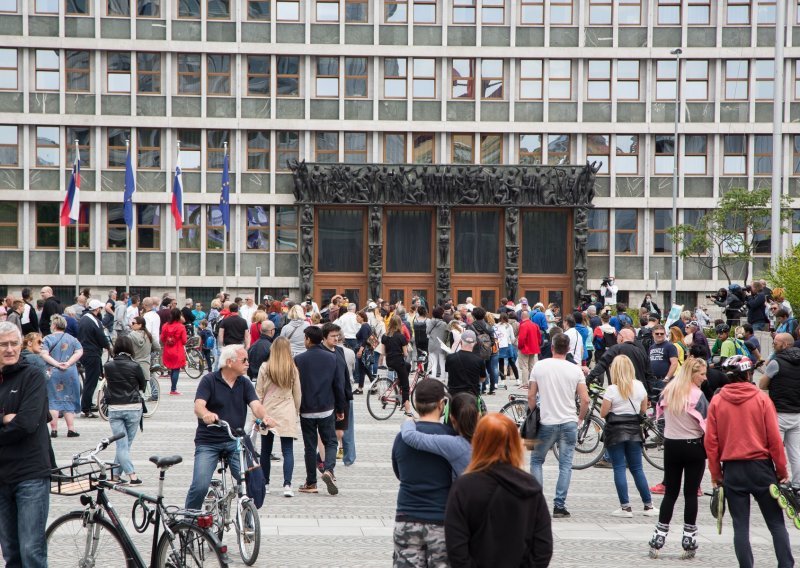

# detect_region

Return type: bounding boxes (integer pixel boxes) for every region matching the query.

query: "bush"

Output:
[765,244,800,313]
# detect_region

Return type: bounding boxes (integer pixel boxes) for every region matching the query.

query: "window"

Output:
[796,60,800,99]
[276,206,297,253]
[345,0,367,22]
[36,126,59,167]
[589,0,611,24]
[794,135,800,173]
[386,210,432,273]
[107,205,127,249]
[107,0,129,16]
[247,130,269,171]
[247,55,269,96]
[621,1,643,24]
[453,0,475,23]
[656,60,677,100]
[177,53,201,95]
[385,0,407,22]
[755,60,774,100]
[0,0,15,10]
[178,0,199,17]
[723,134,747,175]
[653,211,673,254]
[586,135,609,174]
[208,0,229,18]
[384,133,406,162]
[65,204,90,248]
[588,209,609,253]
[36,0,58,12]
[758,0,776,23]
[451,59,475,99]
[276,56,300,96]
[107,128,129,168]
[318,209,363,272]
[452,134,474,164]
[725,60,749,100]
[654,135,674,175]
[684,135,707,174]
[482,0,504,24]
[754,135,772,176]
[107,52,131,93]
[137,52,160,94]
[412,133,434,164]
[66,127,91,168]
[480,134,502,164]
[0,49,16,91]
[413,59,435,98]
[658,0,680,24]
[345,57,367,98]
[685,60,708,100]
[344,132,367,163]
[520,0,543,24]
[65,50,89,92]
[207,205,227,250]
[66,0,89,14]
[0,203,18,249]
[615,210,637,254]
[206,130,229,170]
[36,203,60,248]
[547,134,570,164]
[0,125,17,166]
[549,60,571,99]
[137,0,159,16]
[617,60,640,100]
[315,132,339,163]
[137,128,160,169]
[414,0,435,23]
[615,135,638,175]
[454,210,500,273]
[246,206,269,250]
[518,134,542,164]
[688,0,710,23]
[316,57,339,97]
[276,0,299,20]
[727,0,750,24]
[519,60,542,100]
[481,59,503,99]
[317,0,339,21]
[384,58,407,98]
[180,204,200,249]
[136,205,160,249]
[550,0,572,23]
[587,60,610,100]
[177,129,201,169]
[35,50,59,91]
[683,209,706,248]
[207,54,230,96]
[247,0,269,19]
[276,131,299,171]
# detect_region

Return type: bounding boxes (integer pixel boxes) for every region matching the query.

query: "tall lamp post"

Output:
[772,1,785,266]
[670,48,682,308]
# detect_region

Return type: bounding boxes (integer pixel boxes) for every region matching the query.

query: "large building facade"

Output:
[0,0,799,309]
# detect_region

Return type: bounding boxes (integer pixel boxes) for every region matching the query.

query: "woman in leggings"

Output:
[381,315,412,416]
[648,357,709,559]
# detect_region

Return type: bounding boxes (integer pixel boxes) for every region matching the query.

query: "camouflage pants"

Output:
[393,521,449,568]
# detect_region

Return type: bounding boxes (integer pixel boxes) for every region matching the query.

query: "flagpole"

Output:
[175,142,181,301]
[222,142,228,294]
[125,139,131,295]
[74,140,79,298]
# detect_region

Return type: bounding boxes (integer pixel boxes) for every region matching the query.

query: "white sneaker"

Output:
[643,506,660,517]
[265,485,270,495]
[611,508,633,518]
[283,485,294,498]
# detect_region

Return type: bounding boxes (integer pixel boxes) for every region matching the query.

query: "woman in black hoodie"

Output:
[444,413,553,567]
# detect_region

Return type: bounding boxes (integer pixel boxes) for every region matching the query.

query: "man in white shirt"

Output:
[335,304,360,345]
[528,332,589,518]
[142,297,161,348]
[239,296,257,325]
[600,277,619,306]
[464,297,476,313]
[125,295,140,328]
[563,314,584,364]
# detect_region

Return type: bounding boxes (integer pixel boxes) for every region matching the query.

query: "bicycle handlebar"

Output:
[70,432,126,473]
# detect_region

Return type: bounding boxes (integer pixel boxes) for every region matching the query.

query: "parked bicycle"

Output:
[202,419,261,566]
[48,433,229,567]
[366,350,435,420]
[97,365,161,421]
[185,336,214,379]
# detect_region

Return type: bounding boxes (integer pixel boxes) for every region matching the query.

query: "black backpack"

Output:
[638,327,654,352]
[470,322,494,361]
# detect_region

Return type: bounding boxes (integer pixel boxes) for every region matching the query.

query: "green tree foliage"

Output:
[765,243,800,313]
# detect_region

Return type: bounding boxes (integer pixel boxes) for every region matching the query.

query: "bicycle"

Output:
[202,420,261,566]
[366,350,435,420]
[97,365,161,421]
[48,433,229,567]
[185,336,215,380]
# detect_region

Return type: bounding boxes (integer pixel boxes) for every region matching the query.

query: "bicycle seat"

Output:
[149,455,183,468]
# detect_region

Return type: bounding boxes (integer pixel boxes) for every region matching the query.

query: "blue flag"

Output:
[123,145,135,230]
[220,151,230,231]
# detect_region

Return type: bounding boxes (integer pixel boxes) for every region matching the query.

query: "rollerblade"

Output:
[648,522,669,559]
[769,483,800,531]
[681,524,698,559]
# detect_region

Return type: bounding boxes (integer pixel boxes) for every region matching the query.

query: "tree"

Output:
[668,187,792,285]
[765,243,800,313]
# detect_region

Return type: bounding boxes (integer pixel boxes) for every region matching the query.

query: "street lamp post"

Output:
[670,48,682,308]
[772,0,785,266]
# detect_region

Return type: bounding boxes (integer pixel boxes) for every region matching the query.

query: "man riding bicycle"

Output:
[185,344,276,510]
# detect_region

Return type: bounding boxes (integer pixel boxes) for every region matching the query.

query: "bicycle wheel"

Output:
[143,376,160,418]
[499,399,528,426]
[366,378,399,420]
[156,521,228,568]
[47,511,131,567]
[642,419,665,471]
[235,500,260,566]
[552,415,606,470]
[185,350,204,379]
[97,386,109,421]
[408,370,426,411]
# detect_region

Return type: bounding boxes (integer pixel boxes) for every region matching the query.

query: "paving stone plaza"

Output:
[48,371,799,567]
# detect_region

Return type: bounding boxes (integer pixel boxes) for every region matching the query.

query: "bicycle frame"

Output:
[208,421,252,528]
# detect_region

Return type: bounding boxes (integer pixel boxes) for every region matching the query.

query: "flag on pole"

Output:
[171,155,183,230]
[220,149,230,232]
[124,142,136,231]
[60,147,81,227]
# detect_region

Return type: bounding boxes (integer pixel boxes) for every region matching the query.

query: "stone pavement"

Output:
[49,373,800,567]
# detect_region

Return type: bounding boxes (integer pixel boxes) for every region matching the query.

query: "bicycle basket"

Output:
[50,462,116,496]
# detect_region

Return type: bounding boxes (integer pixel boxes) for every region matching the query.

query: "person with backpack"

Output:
[637,315,659,353]
[593,312,618,384]
[774,308,798,338]
[715,323,751,360]
[468,308,499,396]
[610,303,633,333]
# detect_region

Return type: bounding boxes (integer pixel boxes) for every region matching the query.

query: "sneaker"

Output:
[128,478,143,486]
[321,471,338,496]
[283,485,294,498]
[336,447,344,460]
[50,430,57,438]
[650,483,666,495]
[82,412,98,419]
[67,430,80,438]
[298,483,318,494]
[643,506,660,517]
[611,507,633,518]
[552,506,571,518]
[270,453,281,462]
[594,459,613,469]
[353,388,363,395]
[169,391,181,396]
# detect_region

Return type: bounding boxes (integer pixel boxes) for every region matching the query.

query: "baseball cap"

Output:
[461,330,477,343]
[715,323,730,334]
[687,320,699,328]
[87,299,104,311]
[534,302,545,309]
[520,298,529,305]
[367,301,378,310]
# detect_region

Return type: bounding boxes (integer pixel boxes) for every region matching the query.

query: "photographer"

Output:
[711,286,745,326]
[745,281,769,331]
[600,277,619,307]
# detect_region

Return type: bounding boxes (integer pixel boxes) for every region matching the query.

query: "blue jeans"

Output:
[530,421,578,510]
[343,400,356,465]
[0,477,49,568]
[606,441,652,507]
[169,368,180,391]
[260,432,294,487]
[301,413,337,485]
[481,354,499,393]
[109,408,142,477]
[185,440,240,510]
[751,322,767,331]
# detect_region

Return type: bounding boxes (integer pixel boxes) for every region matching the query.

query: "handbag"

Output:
[519,404,541,450]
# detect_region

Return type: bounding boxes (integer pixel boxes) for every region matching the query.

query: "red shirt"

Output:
[517,320,542,355]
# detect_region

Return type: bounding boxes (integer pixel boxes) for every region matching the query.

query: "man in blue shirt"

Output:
[531,303,549,334]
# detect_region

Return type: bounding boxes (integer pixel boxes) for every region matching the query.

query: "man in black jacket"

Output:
[247,320,275,379]
[746,281,769,331]
[20,288,39,336]
[321,323,355,466]
[588,328,653,394]
[78,299,111,418]
[38,286,63,336]
[0,321,51,568]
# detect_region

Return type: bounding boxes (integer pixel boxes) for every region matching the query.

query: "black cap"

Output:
[715,323,730,334]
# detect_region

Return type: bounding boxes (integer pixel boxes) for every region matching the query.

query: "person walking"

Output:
[382,315,412,417]
[599,355,658,518]
[256,337,301,497]
[470,308,499,395]
[647,357,709,559]
[41,315,83,437]
[426,307,449,380]
[280,304,310,357]
[444,413,553,568]
[160,308,187,395]
[495,313,519,387]
[128,316,154,399]
[247,319,275,380]
[516,310,542,389]
[353,310,373,395]
[77,300,111,418]
[444,330,486,398]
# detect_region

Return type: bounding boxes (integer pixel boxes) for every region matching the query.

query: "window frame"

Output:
[136,204,161,250]
[654,134,675,175]
[0,125,18,167]
[66,127,91,168]
[137,127,161,169]
[412,132,435,164]
[412,58,436,99]
[206,204,229,251]
[518,134,542,165]
[344,132,368,163]
[586,134,610,175]
[385,0,408,23]
[315,56,340,98]
[276,55,300,97]
[688,0,711,24]
[345,0,368,22]
[179,203,201,250]
[520,0,543,25]
[65,203,91,249]
[519,59,543,101]
[206,54,231,96]
[0,48,17,91]
[177,0,200,18]
[588,0,611,25]
[684,134,708,175]
[550,0,572,24]
[480,133,503,165]
[276,130,299,171]
[451,133,474,164]
[482,0,504,25]
[107,127,130,169]
[384,57,408,99]
[245,205,270,251]
[653,210,674,255]
[616,60,640,101]
[246,54,270,97]
[177,53,201,95]
[587,59,611,101]
[107,0,130,16]
[614,209,638,255]
[685,59,709,101]
[276,205,298,254]
[65,50,90,93]
[587,208,609,254]
[451,58,475,100]
[315,131,340,163]
[246,0,269,20]
[657,0,680,25]
[0,201,18,249]
[35,49,60,92]
[755,59,774,101]
[176,128,201,170]
[344,57,368,98]
[276,0,300,21]
[35,125,60,168]
[36,202,60,248]
[107,204,128,249]
[137,0,160,17]
[246,130,270,172]
[726,0,750,24]
[316,0,339,22]
[136,52,161,94]
[413,0,436,23]
[754,134,773,176]
[724,60,749,101]
[480,58,504,100]
[383,132,407,163]
[452,0,475,24]
[547,133,570,165]
[615,134,639,176]
[548,60,572,100]
[723,134,747,176]
[206,129,229,171]
[655,60,678,101]
[106,52,131,94]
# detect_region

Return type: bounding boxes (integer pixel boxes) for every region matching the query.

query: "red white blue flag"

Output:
[60,147,80,227]
[171,159,183,230]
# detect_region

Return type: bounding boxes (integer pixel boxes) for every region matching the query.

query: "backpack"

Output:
[731,337,752,359]
[618,313,633,328]
[638,327,654,352]
[470,323,495,361]
[212,315,225,337]
[603,330,618,348]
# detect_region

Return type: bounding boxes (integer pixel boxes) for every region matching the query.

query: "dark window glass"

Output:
[453,210,499,273]
[522,211,568,274]
[318,209,363,272]
[386,210,432,273]
[137,204,161,249]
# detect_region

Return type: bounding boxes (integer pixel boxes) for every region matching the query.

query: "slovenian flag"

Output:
[220,150,230,231]
[60,148,80,227]
[171,160,183,230]
[123,142,135,231]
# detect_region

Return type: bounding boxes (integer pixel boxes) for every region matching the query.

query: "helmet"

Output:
[728,283,742,292]
[715,323,730,334]
[721,354,753,374]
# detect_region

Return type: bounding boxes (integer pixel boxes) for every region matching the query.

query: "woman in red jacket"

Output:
[160,308,187,395]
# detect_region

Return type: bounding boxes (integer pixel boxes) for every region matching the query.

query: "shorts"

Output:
[335,406,349,430]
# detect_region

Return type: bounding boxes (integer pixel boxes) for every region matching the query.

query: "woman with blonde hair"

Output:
[647,356,709,559]
[599,355,657,518]
[256,337,301,497]
[280,304,309,356]
[249,310,267,345]
[444,413,552,567]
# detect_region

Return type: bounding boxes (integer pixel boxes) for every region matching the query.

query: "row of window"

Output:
[0,126,795,177]
[3,0,786,27]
